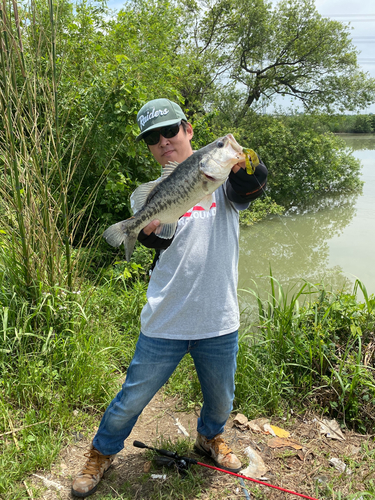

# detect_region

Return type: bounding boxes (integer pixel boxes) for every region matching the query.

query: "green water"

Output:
[238,134,375,313]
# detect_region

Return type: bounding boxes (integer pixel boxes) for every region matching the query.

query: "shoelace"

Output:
[207,437,232,456]
[81,450,110,475]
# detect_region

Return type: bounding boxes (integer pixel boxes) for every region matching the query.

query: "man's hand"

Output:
[232,150,260,175]
[143,219,160,235]
[231,160,246,174]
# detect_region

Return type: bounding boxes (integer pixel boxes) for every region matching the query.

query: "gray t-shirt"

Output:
[140,183,248,339]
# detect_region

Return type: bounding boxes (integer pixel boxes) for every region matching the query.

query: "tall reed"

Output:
[0,0,102,304]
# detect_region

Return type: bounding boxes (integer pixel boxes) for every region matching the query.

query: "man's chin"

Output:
[162,152,177,166]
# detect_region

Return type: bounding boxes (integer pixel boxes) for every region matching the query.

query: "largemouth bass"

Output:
[103,134,246,261]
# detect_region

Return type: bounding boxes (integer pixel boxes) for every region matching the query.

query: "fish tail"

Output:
[102,219,138,262]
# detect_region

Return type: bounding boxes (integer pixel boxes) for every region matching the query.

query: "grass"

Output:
[0,274,147,497]
[0,0,114,305]
[235,277,375,431]
[1,269,374,497]
[0,1,151,494]
[93,468,208,500]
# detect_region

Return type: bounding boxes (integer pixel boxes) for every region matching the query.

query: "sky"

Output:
[107,0,375,114]
[314,0,375,113]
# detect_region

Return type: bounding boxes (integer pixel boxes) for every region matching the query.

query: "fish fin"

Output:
[103,220,127,247]
[130,179,161,214]
[154,222,178,239]
[161,161,179,179]
[130,164,179,214]
[103,219,138,262]
[123,234,138,262]
[198,194,213,211]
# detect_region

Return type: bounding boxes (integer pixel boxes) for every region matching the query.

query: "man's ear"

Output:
[186,122,194,141]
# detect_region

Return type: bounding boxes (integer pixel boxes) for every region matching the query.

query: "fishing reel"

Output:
[133,440,197,477]
[153,455,191,476]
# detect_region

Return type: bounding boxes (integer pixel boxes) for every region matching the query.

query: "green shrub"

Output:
[236,278,375,432]
[239,196,285,226]
[232,115,363,206]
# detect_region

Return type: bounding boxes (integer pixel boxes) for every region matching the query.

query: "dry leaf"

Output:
[144,461,152,473]
[234,414,249,426]
[319,419,345,441]
[346,445,361,456]
[297,449,305,461]
[233,413,250,431]
[233,414,249,430]
[248,421,263,433]
[175,418,189,437]
[270,425,290,438]
[249,418,270,428]
[247,418,269,433]
[32,474,64,491]
[267,437,303,450]
[263,423,277,436]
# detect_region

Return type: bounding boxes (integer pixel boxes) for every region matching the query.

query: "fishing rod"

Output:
[133,440,320,500]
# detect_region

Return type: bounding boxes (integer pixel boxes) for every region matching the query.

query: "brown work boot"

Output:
[194,433,241,472]
[71,445,116,497]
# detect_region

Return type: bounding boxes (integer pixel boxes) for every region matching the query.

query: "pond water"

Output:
[238,134,375,314]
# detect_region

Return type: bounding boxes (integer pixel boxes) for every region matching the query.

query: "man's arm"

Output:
[226,159,268,203]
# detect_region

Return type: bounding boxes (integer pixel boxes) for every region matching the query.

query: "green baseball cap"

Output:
[136,98,187,141]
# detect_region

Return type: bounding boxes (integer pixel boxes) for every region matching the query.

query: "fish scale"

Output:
[103,134,246,261]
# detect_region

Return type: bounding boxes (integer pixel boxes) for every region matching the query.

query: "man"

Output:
[72,98,268,498]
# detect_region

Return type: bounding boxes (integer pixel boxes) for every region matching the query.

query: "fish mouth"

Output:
[226,134,245,158]
[204,173,216,181]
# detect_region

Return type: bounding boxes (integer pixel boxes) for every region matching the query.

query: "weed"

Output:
[236,277,375,431]
[0,277,146,496]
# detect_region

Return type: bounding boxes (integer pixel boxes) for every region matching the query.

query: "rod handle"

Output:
[133,440,148,449]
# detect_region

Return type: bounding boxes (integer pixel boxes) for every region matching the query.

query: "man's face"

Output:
[147,123,194,167]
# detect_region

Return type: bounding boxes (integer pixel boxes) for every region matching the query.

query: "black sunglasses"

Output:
[143,121,182,146]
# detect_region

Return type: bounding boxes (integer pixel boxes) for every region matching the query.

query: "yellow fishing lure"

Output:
[243,148,259,175]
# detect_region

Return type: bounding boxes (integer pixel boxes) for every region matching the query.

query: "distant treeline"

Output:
[325,114,375,134]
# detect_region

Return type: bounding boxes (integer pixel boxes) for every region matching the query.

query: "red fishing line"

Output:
[197,462,320,500]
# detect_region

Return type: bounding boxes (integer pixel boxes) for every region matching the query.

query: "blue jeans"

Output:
[93,331,238,455]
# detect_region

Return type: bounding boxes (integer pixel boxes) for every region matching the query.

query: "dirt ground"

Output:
[26,390,375,500]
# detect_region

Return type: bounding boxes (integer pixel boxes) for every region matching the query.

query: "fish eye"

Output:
[217,140,224,148]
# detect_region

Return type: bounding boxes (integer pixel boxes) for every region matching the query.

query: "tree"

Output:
[181,0,375,124]
[233,114,363,205]
[354,115,373,133]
